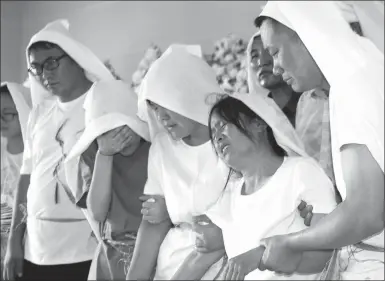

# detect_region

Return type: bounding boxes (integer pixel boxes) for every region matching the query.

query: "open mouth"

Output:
[284,77,293,85]
[164,123,176,131]
[220,144,229,155]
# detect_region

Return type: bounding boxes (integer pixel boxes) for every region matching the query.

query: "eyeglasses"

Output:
[1,113,18,122]
[28,54,68,76]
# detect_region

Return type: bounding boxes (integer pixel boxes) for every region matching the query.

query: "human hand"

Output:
[223,247,264,280]
[96,126,133,156]
[3,239,24,280]
[193,215,224,253]
[139,195,170,224]
[298,200,314,227]
[259,234,302,275]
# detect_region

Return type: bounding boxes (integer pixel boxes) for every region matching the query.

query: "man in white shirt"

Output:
[254,2,384,280]
[3,20,114,281]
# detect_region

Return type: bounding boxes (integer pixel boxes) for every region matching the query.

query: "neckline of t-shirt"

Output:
[178,137,211,151]
[56,83,94,111]
[238,156,288,198]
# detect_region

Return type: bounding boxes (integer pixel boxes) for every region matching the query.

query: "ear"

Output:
[248,118,267,133]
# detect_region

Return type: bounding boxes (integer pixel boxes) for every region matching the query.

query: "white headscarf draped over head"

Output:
[1,82,32,141]
[248,1,383,99]
[245,31,270,98]
[256,1,384,172]
[65,80,150,162]
[230,92,307,157]
[255,1,383,88]
[137,44,225,141]
[26,19,115,107]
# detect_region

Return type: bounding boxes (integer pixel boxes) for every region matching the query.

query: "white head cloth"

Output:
[66,80,150,162]
[1,82,32,142]
[25,19,114,106]
[256,1,384,172]
[137,44,224,141]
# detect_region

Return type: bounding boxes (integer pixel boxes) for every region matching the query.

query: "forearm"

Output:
[296,250,333,274]
[171,249,225,280]
[127,219,172,280]
[289,145,384,252]
[87,151,113,222]
[289,199,382,251]
[8,175,30,244]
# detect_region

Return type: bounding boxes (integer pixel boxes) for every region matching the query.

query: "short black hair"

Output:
[208,95,286,157]
[28,41,62,55]
[254,15,268,28]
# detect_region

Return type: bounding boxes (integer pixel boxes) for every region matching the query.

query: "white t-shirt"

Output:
[144,132,229,280]
[330,72,384,248]
[21,91,97,265]
[1,140,23,207]
[207,157,337,280]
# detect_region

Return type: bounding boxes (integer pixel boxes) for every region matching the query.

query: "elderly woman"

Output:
[64,80,150,280]
[254,1,384,279]
[126,46,230,280]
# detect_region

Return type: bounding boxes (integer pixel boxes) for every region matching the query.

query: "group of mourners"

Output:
[1,1,383,280]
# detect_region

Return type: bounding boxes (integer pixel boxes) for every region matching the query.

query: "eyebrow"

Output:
[30,56,55,65]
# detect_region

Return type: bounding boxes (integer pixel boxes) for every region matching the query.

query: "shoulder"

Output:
[285,156,324,176]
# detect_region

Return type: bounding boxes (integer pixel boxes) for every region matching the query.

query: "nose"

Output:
[41,68,54,82]
[272,64,283,76]
[258,49,273,67]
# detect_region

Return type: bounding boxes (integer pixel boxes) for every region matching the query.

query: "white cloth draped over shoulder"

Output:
[21,19,114,264]
[64,79,150,213]
[257,1,384,279]
[138,45,229,280]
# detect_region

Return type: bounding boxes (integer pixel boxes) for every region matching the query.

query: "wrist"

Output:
[286,232,305,251]
[97,149,114,157]
[8,228,24,245]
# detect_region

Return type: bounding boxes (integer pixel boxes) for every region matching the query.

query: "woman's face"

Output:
[210,112,260,170]
[0,93,22,139]
[148,100,198,140]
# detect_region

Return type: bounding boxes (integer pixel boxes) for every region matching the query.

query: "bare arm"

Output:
[8,174,30,245]
[126,219,172,280]
[86,151,113,222]
[288,144,384,251]
[171,249,225,280]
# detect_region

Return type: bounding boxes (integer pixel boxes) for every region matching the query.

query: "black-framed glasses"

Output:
[1,112,18,122]
[28,54,68,76]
